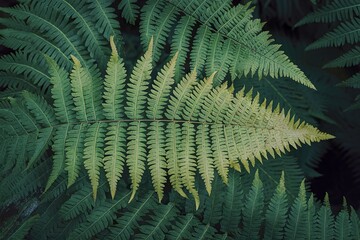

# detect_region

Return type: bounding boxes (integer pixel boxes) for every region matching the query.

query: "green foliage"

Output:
[0,0,358,239]
[297,0,360,109]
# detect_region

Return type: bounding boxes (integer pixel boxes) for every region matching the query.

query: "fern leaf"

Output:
[47,0,108,67]
[180,122,200,209]
[171,16,196,79]
[192,223,216,240]
[106,191,154,240]
[165,122,187,198]
[140,1,178,62]
[118,0,139,25]
[83,122,106,200]
[165,69,197,120]
[0,4,90,69]
[305,194,316,240]
[21,91,55,127]
[241,170,264,239]
[136,203,177,239]
[87,0,122,39]
[203,174,224,225]
[264,172,288,240]
[46,56,75,123]
[45,125,70,191]
[314,193,335,240]
[102,36,127,198]
[69,56,91,122]
[285,180,307,240]
[307,18,360,50]
[296,0,360,26]
[196,124,214,195]
[211,124,230,183]
[325,46,360,68]
[103,122,127,199]
[125,37,153,119]
[182,73,215,120]
[167,214,197,240]
[150,0,316,88]
[6,215,40,240]
[221,170,243,232]
[334,200,352,240]
[70,55,103,121]
[59,183,97,221]
[350,207,360,239]
[190,26,211,72]
[148,121,167,201]
[103,35,127,121]
[147,52,177,119]
[65,124,86,187]
[69,191,131,240]
[127,121,147,202]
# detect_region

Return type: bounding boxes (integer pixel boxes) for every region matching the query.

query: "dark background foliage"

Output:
[0,0,360,238]
[0,0,359,210]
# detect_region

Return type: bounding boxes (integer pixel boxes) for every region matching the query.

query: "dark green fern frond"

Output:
[297,0,360,109]
[306,18,360,50]
[295,0,360,26]
[68,191,131,240]
[0,52,50,93]
[325,46,360,68]
[284,180,307,240]
[315,194,335,240]
[264,172,287,240]
[140,0,315,88]
[4,215,40,240]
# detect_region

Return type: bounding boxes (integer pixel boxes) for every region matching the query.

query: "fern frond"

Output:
[0,51,50,90]
[46,0,109,67]
[46,56,75,123]
[125,37,153,119]
[68,191,131,240]
[59,183,96,221]
[240,170,264,239]
[83,123,106,200]
[314,193,335,240]
[105,191,155,240]
[221,170,242,232]
[203,174,224,225]
[1,38,333,211]
[264,172,288,240]
[103,122,127,199]
[305,194,316,240]
[350,207,360,239]
[87,0,122,40]
[139,0,315,88]
[285,180,307,240]
[296,0,360,26]
[325,46,360,68]
[6,215,40,240]
[65,124,86,187]
[118,0,139,25]
[167,214,197,240]
[45,125,70,191]
[307,18,360,50]
[136,203,177,239]
[0,4,91,69]
[334,200,352,240]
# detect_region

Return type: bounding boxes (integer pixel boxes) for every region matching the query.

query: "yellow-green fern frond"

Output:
[31,38,334,209]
